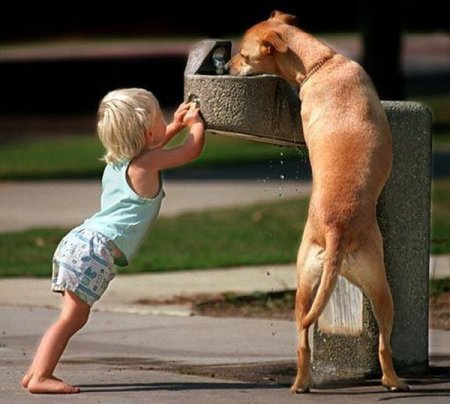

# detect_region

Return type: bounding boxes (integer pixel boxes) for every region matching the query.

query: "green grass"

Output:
[0,133,306,180]
[429,278,450,296]
[431,179,450,254]
[0,178,448,278]
[433,132,450,148]
[0,198,308,277]
[411,94,450,130]
[129,197,308,274]
[0,136,105,180]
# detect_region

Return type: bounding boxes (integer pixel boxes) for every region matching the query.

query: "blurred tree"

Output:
[358,1,405,100]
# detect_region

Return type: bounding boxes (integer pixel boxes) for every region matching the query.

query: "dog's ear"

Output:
[261,31,288,54]
[269,10,297,25]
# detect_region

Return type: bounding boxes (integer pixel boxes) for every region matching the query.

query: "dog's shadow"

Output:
[314,366,450,399]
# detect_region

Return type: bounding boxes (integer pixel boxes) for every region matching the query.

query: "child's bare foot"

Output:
[21,372,32,388]
[21,372,62,389]
[27,376,80,394]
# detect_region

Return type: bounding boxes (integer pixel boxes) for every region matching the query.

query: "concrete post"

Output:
[184,39,433,383]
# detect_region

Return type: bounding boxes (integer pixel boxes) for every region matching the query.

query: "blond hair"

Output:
[96,88,160,164]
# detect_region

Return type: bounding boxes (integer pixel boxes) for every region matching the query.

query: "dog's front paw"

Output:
[382,377,411,392]
[291,384,310,394]
[290,377,312,394]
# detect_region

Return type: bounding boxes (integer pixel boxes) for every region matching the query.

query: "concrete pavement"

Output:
[0,178,311,232]
[1,306,450,403]
[0,264,297,315]
[0,258,449,317]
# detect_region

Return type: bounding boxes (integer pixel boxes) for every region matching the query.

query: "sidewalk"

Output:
[1,262,449,402]
[0,264,296,315]
[1,296,450,403]
[0,259,449,317]
[0,178,311,232]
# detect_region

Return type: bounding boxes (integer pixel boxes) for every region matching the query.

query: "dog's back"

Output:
[301,52,393,245]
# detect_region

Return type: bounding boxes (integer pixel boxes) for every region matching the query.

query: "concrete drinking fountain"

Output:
[184,39,433,384]
[184,39,304,147]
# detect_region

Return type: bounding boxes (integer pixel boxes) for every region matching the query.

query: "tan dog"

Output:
[228,10,410,393]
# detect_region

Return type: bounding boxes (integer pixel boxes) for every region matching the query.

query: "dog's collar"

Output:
[300,54,335,87]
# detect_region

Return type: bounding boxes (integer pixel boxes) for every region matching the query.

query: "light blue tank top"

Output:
[81,160,165,266]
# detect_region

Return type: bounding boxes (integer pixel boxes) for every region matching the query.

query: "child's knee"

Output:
[60,291,91,329]
[76,312,89,330]
[60,308,89,332]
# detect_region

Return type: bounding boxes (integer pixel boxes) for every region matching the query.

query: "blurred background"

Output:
[0,0,449,117]
[0,0,449,287]
[1,2,450,381]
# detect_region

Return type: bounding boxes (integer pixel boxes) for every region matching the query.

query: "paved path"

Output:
[0,178,311,232]
[2,306,449,403]
[0,264,297,315]
[1,258,449,318]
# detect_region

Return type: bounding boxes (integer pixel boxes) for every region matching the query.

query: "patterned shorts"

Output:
[52,227,116,307]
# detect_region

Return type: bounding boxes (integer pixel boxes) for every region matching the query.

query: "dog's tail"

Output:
[301,231,344,329]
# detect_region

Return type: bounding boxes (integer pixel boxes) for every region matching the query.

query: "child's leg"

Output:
[22,291,90,394]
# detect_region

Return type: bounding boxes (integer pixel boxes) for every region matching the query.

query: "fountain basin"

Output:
[184,39,304,147]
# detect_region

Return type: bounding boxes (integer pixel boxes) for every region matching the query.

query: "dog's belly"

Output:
[340,249,378,289]
[302,244,367,290]
[303,243,326,281]
[340,251,362,285]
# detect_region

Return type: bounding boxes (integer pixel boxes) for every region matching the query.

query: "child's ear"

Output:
[145,129,153,143]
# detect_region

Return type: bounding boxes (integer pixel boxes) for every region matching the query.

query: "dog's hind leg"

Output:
[291,283,313,394]
[346,229,410,392]
[364,275,410,391]
[291,226,325,394]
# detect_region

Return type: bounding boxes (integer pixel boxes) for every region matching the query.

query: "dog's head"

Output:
[227,10,297,77]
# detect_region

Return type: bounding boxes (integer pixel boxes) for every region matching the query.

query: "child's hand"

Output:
[183,102,204,127]
[172,101,190,129]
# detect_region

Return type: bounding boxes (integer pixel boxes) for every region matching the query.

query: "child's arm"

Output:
[147,102,205,170]
[161,101,190,146]
[127,103,205,198]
